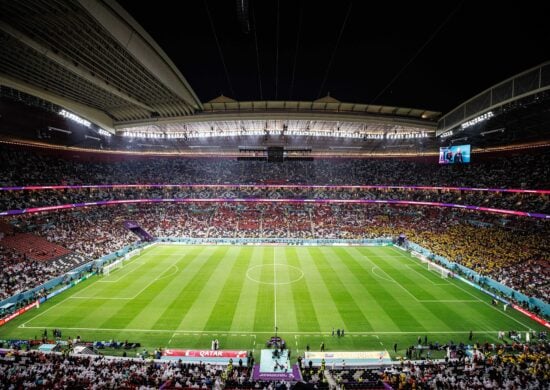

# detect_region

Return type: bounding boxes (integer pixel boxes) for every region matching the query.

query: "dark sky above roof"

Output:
[117,0,549,113]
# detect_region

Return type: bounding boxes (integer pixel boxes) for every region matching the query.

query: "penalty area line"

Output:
[363,256,420,301]
[168,332,177,345]
[69,296,133,300]
[418,299,481,303]
[100,261,146,283]
[22,279,99,327]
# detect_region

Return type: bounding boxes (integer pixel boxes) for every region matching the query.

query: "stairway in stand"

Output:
[123,220,154,242]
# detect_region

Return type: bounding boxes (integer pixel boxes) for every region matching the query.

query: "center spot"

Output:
[246,264,304,285]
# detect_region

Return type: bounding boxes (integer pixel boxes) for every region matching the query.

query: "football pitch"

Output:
[3,244,545,358]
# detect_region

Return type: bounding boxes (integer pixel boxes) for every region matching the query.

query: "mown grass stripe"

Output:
[311,247,372,332]
[352,247,435,332]
[378,248,531,331]
[93,249,177,299]
[367,252,442,301]
[253,247,274,331]
[108,247,194,329]
[230,246,264,332]
[295,247,346,333]
[286,247,321,333]
[177,246,243,330]
[149,246,228,330]
[273,246,299,332]
[326,246,394,331]
[38,248,183,330]
[388,248,481,300]
[125,247,202,330]
[204,246,253,330]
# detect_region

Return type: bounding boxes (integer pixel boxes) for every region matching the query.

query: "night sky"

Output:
[117,0,549,113]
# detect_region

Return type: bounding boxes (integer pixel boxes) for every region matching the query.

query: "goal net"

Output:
[103,258,124,275]
[125,248,141,261]
[427,261,452,278]
[411,251,452,278]
[103,248,143,275]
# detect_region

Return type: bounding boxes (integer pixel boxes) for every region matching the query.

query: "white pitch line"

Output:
[76,261,179,301]
[23,276,99,326]
[34,253,183,315]
[168,332,177,344]
[94,246,177,277]
[17,326,513,335]
[126,261,180,299]
[391,243,534,330]
[273,257,277,332]
[99,261,146,283]
[370,266,395,283]
[448,279,533,330]
[389,247,533,329]
[155,264,179,281]
[405,264,450,286]
[390,247,450,285]
[419,300,480,303]
[69,297,132,300]
[388,247,470,297]
[364,255,419,301]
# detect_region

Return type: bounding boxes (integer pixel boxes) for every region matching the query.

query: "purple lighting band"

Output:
[0,184,548,195]
[1,198,549,219]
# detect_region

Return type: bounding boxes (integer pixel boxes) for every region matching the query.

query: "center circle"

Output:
[246,264,304,285]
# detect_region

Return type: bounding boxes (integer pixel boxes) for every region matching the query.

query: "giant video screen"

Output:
[439,144,471,164]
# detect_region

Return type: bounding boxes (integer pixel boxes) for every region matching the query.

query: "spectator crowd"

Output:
[335,339,550,389]
[0,352,263,389]
[0,144,549,189]
[1,185,549,215]
[0,339,548,389]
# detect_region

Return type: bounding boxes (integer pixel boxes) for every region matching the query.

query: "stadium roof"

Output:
[0,0,440,142]
[117,95,440,140]
[0,0,202,131]
[437,61,550,135]
[1,1,548,151]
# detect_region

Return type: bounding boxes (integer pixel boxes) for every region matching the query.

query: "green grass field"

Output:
[2,244,545,359]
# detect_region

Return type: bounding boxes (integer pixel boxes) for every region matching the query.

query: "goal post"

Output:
[427,261,452,278]
[103,258,124,275]
[125,248,142,261]
[102,248,143,275]
[411,251,453,278]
